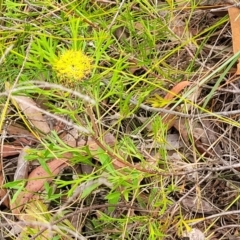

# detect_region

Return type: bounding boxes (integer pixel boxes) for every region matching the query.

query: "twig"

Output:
[9,96,92,134]
[130,98,194,117]
[214,224,240,232]
[210,3,240,12]
[200,162,240,173]
[107,0,126,30]
[130,98,240,118]
[13,36,33,88]
[11,81,96,105]
[193,209,240,224]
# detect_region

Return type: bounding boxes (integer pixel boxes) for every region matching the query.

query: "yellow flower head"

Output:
[53,50,92,84]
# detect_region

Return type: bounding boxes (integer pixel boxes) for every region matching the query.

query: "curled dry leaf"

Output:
[11,158,69,217]
[113,26,129,42]
[6,122,35,136]
[170,15,194,40]
[12,96,51,134]
[164,81,191,101]
[61,128,117,149]
[173,119,189,144]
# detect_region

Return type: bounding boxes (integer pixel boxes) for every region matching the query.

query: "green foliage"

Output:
[1,0,236,239]
[4,180,25,204]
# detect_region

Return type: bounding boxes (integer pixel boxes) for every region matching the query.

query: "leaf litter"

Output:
[2,1,240,239]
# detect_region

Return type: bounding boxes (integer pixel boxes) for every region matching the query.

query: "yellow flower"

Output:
[53,50,92,84]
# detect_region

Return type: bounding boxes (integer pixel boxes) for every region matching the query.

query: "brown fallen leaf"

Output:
[164,81,191,102]
[0,145,22,157]
[11,158,69,217]
[12,96,51,134]
[162,81,191,129]
[14,146,30,181]
[62,129,154,174]
[6,122,34,136]
[0,173,9,208]
[228,6,240,75]
[61,131,117,150]
[0,144,13,207]
[6,123,37,145]
[61,128,79,147]
[182,196,216,214]
[193,127,217,158]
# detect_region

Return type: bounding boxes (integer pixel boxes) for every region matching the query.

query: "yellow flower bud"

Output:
[52,50,92,84]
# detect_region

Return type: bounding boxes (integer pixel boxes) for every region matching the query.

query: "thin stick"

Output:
[130,98,240,118]
[10,81,96,105]
[107,0,126,30]
[10,96,92,134]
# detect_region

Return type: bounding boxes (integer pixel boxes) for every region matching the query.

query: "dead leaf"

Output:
[60,177,112,209]
[61,128,79,147]
[11,158,69,217]
[14,146,30,181]
[6,122,34,136]
[0,145,22,157]
[164,81,191,101]
[6,123,37,145]
[170,15,189,39]
[161,81,191,129]
[228,7,240,75]
[0,173,9,208]
[0,144,11,207]
[193,127,216,157]
[77,132,116,150]
[182,196,217,214]
[12,96,51,134]
[113,26,129,42]
[63,130,153,174]
[173,119,221,158]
